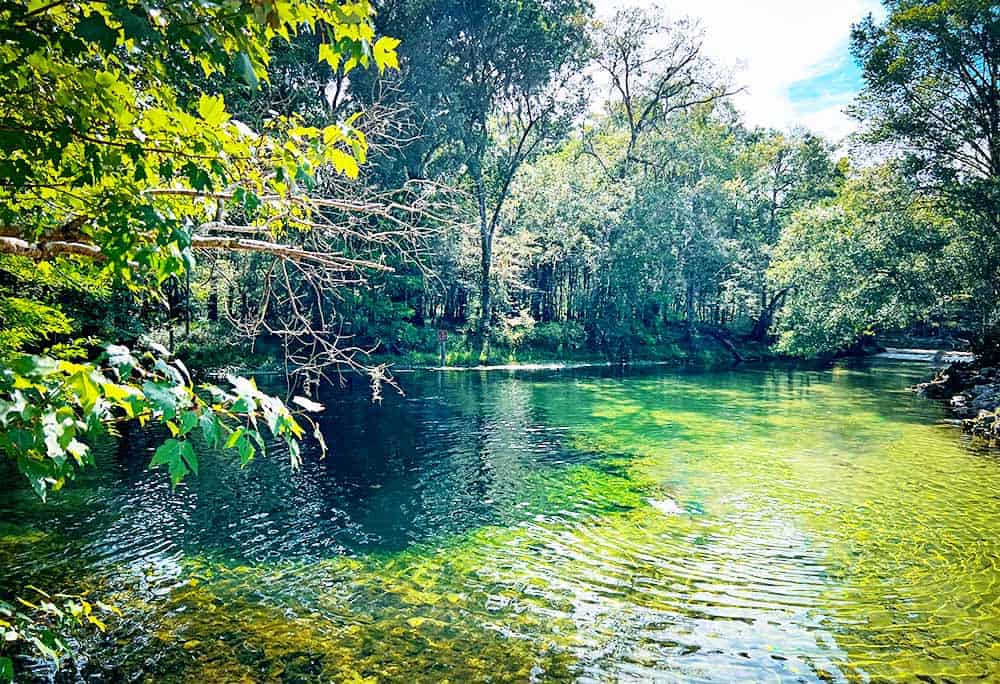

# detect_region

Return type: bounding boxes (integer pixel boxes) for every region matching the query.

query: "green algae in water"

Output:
[3,361,1000,682]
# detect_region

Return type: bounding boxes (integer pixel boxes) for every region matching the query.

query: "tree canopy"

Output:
[0,0,400,497]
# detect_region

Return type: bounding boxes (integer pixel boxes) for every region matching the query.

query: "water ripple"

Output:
[2,362,1000,682]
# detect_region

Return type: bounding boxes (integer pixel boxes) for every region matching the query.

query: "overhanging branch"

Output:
[0,230,395,272]
[0,236,104,259]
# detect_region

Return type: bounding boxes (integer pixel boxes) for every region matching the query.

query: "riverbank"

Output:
[171,322,782,378]
[915,361,1000,445]
[371,328,781,371]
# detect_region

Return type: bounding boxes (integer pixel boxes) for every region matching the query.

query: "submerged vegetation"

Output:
[5,365,1000,681]
[1,0,1000,679]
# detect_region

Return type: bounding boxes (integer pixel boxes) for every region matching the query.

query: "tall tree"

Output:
[589,4,738,177]
[853,0,1000,227]
[735,129,841,340]
[366,0,592,361]
[853,0,1000,346]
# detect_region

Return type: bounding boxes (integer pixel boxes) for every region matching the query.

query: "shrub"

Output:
[526,321,585,352]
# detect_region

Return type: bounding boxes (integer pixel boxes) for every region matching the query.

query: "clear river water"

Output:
[2,360,999,682]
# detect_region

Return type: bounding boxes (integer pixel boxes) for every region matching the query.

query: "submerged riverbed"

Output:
[2,361,999,682]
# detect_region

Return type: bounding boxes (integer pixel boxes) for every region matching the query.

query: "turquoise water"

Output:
[2,361,999,682]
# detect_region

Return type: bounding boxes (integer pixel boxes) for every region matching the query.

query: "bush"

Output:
[379,321,438,355]
[171,322,268,376]
[526,321,585,353]
[493,310,536,350]
[973,327,1000,365]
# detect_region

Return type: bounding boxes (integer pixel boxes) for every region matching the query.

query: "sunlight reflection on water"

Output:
[2,361,998,682]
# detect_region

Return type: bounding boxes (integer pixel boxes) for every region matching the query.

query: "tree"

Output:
[588,4,738,177]
[362,0,592,361]
[621,107,739,338]
[734,129,842,341]
[0,0,407,674]
[852,0,1000,347]
[472,71,589,360]
[502,139,626,328]
[770,166,955,355]
[853,0,1000,226]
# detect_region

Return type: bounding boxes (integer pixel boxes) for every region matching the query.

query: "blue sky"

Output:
[785,37,868,131]
[787,42,865,110]
[592,0,884,139]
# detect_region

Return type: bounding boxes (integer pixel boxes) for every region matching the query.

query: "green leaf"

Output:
[0,656,12,683]
[197,94,229,126]
[235,434,255,465]
[30,629,63,661]
[142,381,183,420]
[234,52,259,89]
[149,438,197,485]
[94,70,116,88]
[199,411,222,448]
[182,442,198,477]
[225,427,244,449]
[68,371,101,413]
[74,15,118,53]
[179,410,198,436]
[115,8,153,42]
[180,247,196,274]
[319,43,341,71]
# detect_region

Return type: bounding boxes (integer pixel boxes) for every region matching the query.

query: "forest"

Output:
[1,0,1000,679]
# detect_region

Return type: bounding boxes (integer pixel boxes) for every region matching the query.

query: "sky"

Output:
[592,0,885,140]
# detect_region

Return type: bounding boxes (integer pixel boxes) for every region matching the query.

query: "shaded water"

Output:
[2,361,1000,682]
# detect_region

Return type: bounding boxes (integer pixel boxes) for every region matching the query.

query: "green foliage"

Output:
[760,0,1000,356]
[851,0,1000,346]
[493,310,536,350]
[172,322,276,377]
[852,0,1000,224]
[526,322,587,353]
[0,588,120,681]
[0,4,400,673]
[0,344,321,499]
[365,0,592,178]
[0,0,389,497]
[360,0,592,360]
[0,256,114,357]
[0,0,398,495]
[0,1,398,281]
[770,167,955,355]
[493,103,846,357]
[0,298,72,356]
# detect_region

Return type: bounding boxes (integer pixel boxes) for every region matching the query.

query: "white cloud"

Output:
[592,0,885,139]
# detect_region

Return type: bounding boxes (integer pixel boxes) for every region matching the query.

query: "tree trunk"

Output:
[207,280,218,322]
[474,171,493,363]
[750,287,791,342]
[705,328,745,364]
[685,281,696,328]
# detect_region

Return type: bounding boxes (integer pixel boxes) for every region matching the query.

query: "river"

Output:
[2,360,998,682]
